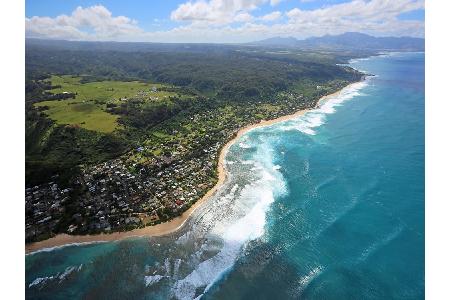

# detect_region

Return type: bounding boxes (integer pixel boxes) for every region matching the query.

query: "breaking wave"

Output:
[144,275,166,287]
[28,264,83,289]
[138,133,288,299]
[26,241,108,256]
[277,81,368,135]
[139,81,371,299]
[170,142,288,299]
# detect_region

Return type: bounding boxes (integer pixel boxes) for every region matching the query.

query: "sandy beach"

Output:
[25,82,359,254]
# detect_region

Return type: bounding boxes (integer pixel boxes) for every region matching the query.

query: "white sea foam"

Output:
[277,81,368,135]
[58,265,81,283]
[26,241,108,256]
[28,264,83,289]
[288,265,324,297]
[149,81,367,298]
[171,143,287,299]
[173,259,182,279]
[29,276,54,288]
[168,81,367,299]
[163,258,172,276]
[299,266,324,288]
[144,275,165,287]
[239,142,252,149]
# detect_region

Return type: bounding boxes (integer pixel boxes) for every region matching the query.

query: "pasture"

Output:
[35,75,179,133]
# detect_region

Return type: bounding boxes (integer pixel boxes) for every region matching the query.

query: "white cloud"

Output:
[234,12,255,22]
[270,0,283,6]
[26,5,142,40]
[26,1,425,43]
[170,0,267,24]
[283,0,424,38]
[286,0,423,23]
[260,11,282,21]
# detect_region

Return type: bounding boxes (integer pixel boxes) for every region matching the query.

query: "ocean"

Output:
[26,52,425,299]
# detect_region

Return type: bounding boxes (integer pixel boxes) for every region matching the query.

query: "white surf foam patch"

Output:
[299,266,324,288]
[144,275,166,287]
[288,265,324,297]
[29,276,54,288]
[164,258,171,276]
[239,142,252,149]
[238,136,253,149]
[28,264,83,289]
[278,81,368,136]
[173,259,182,279]
[26,241,109,256]
[172,143,288,300]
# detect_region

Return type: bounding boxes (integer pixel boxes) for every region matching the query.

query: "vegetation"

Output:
[25,40,364,242]
[34,75,182,132]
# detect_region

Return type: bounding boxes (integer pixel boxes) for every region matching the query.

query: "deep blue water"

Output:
[26,52,424,299]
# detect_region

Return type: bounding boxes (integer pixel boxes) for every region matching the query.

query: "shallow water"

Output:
[26,52,424,299]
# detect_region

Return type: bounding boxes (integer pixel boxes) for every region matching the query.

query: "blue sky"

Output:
[25,0,425,43]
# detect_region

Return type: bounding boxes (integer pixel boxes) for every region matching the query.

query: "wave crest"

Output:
[278,81,368,135]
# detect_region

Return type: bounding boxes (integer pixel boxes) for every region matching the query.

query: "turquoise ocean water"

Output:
[26,52,424,299]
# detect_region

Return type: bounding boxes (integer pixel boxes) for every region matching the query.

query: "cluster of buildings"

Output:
[25,81,347,243]
[25,181,71,242]
[120,86,165,102]
[25,138,222,242]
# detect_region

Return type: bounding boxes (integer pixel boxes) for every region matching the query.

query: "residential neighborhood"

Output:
[25,77,351,243]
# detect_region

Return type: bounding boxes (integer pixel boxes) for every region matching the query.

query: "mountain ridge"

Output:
[250,32,424,51]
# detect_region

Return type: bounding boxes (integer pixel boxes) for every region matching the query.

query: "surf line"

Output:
[26,78,368,255]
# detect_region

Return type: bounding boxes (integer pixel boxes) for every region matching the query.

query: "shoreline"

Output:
[25,81,361,254]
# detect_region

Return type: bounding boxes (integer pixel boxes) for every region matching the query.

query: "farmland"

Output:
[34,75,179,133]
[25,41,364,241]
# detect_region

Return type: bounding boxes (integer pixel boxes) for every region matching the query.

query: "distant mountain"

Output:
[250,36,299,47]
[250,32,424,51]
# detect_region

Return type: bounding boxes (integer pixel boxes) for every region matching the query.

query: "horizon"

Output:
[25,0,425,43]
[25,31,425,45]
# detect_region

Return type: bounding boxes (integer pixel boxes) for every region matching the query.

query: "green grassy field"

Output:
[34,75,179,133]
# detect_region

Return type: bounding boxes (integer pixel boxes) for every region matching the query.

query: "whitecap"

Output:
[29,276,54,288]
[144,275,165,287]
[277,81,368,135]
[288,265,324,297]
[28,264,83,289]
[239,142,252,149]
[298,266,324,288]
[26,241,108,256]
[171,143,288,299]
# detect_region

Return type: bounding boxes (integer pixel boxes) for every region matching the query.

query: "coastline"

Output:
[25,81,361,254]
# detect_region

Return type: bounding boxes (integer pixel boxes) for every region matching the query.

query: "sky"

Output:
[25,0,425,43]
